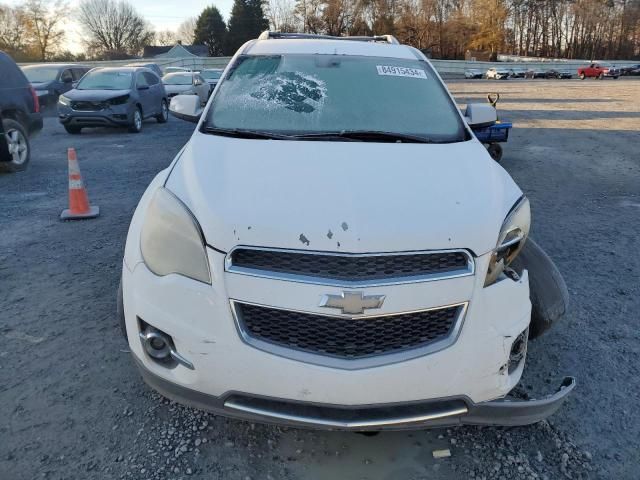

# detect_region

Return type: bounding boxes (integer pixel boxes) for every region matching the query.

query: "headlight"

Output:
[107,94,130,106]
[140,187,211,284]
[58,95,70,106]
[484,196,531,286]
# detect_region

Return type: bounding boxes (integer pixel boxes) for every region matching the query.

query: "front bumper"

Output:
[136,355,575,430]
[58,104,132,127]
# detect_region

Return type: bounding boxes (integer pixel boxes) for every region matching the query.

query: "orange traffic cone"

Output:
[60,148,100,220]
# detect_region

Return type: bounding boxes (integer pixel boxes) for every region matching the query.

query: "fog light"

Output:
[138,321,194,370]
[508,328,528,374]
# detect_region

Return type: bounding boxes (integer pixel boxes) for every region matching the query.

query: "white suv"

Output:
[120,32,574,431]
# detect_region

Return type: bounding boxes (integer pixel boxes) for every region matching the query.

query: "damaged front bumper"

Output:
[136,356,574,431]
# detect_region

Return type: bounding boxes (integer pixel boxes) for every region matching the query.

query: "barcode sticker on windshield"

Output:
[376,65,427,79]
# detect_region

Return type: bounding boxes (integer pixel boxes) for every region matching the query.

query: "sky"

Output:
[6,0,236,53]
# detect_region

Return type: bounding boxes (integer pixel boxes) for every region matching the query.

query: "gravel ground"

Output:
[1,78,639,480]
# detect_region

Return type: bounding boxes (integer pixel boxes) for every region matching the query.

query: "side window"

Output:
[71,69,85,81]
[136,72,149,88]
[143,72,159,86]
[60,69,73,83]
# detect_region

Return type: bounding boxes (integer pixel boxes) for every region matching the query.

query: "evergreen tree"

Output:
[226,0,269,54]
[194,5,227,56]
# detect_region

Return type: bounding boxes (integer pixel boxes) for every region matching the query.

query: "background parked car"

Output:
[163,66,191,75]
[545,69,573,79]
[21,64,92,107]
[509,68,526,78]
[619,64,640,76]
[485,67,511,79]
[58,67,168,134]
[0,51,42,172]
[201,68,224,93]
[464,68,484,79]
[577,63,619,79]
[162,72,209,105]
[524,68,546,79]
[126,62,163,79]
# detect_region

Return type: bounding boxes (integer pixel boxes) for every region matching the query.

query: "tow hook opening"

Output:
[508,328,528,374]
[138,319,194,370]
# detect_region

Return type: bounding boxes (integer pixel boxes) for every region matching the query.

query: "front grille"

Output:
[229,248,471,285]
[71,101,105,111]
[235,303,462,360]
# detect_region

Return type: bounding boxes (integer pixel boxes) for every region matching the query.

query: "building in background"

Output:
[143,42,208,59]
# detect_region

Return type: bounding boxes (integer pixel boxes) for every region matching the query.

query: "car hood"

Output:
[165,134,523,255]
[64,89,131,101]
[31,81,54,90]
[164,84,193,93]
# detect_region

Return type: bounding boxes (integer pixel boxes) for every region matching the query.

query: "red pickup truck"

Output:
[577,63,620,80]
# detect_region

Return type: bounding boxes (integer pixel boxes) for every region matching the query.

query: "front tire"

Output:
[156,99,169,123]
[511,239,569,339]
[64,125,82,135]
[128,107,143,133]
[0,119,30,173]
[579,73,585,80]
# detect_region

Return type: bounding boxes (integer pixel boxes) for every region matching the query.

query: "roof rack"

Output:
[258,31,399,45]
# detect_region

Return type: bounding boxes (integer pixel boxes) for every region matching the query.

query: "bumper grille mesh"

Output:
[236,303,461,359]
[230,249,469,283]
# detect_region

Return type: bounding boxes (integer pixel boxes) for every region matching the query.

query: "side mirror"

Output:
[464,103,497,127]
[169,95,203,123]
[63,77,73,84]
[193,79,202,86]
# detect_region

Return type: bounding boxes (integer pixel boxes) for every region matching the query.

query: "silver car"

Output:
[57,67,168,134]
[201,68,224,95]
[162,72,209,105]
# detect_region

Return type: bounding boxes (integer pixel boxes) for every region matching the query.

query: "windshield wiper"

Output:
[290,130,439,143]
[202,127,293,140]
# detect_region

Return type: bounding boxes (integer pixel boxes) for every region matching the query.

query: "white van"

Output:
[119,32,574,431]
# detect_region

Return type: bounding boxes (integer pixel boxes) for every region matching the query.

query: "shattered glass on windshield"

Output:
[249,72,326,113]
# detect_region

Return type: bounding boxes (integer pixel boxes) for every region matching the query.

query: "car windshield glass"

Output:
[203,71,222,80]
[77,71,132,90]
[163,74,193,85]
[206,54,466,142]
[22,66,60,83]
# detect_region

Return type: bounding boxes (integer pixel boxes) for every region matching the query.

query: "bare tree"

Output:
[176,16,197,44]
[266,0,301,31]
[78,0,154,58]
[0,5,30,55]
[24,0,67,61]
[155,29,177,46]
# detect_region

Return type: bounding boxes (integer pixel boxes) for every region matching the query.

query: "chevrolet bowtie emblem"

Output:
[319,291,386,315]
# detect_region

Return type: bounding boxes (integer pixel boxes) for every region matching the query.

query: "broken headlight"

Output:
[140,187,211,284]
[484,196,530,287]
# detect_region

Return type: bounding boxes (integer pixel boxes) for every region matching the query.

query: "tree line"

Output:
[1,0,638,61]
[271,0,640,60]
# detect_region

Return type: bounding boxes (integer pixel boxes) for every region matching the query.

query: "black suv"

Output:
[0,51,43,172]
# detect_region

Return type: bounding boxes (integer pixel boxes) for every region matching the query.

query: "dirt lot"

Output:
[1,78,639,480]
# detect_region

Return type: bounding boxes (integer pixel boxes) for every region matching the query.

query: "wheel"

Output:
[579,73,585,80]
[0,118,30,173]
[128,107,143,133]
[510,239,569,339]
[487,143,503,162]
[598,72,604,80]
[117,279,127,341]
[156,99,169,123]
[613,76,619,80]
[64,125,82,134]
